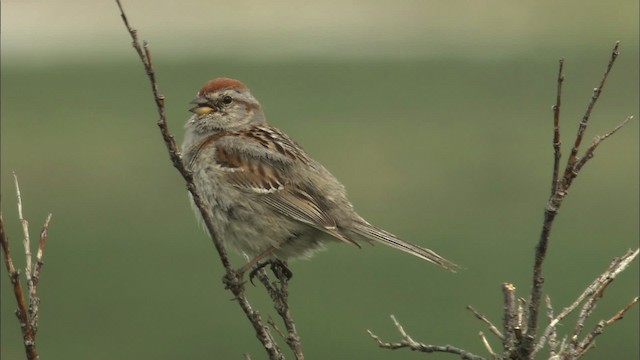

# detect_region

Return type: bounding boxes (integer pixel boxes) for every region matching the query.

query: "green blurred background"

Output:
[2,1,638,359]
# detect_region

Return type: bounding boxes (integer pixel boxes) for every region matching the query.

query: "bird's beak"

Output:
[189,96,216,115]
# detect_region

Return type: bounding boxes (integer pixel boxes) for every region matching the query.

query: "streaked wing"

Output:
[215,144,285,194]
[208,128,359,247]
[263,188,335,228]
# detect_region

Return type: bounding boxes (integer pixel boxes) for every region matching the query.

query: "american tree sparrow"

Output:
[182,78,457,274]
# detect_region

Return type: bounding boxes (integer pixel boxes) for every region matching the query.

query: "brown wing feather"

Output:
[216,145,285,193]
[209,130,359,247]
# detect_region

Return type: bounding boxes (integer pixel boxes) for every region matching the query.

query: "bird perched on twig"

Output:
[181,77,457,276]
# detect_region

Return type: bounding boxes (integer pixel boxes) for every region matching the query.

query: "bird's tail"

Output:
[351,218,459,271]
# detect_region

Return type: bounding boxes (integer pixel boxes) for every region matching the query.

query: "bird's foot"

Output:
[247,259,293,285]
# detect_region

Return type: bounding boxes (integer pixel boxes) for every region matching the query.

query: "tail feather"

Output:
[351,219,459,272]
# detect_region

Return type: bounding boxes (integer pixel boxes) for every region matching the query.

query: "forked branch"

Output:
[367,315,485,360]
[532,249,639,358]
[524,41,627,355]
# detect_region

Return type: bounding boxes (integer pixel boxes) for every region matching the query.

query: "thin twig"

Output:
[28,213,52,335]
[13,174,46,338]
[604,297,638,325]
[116,0,230,277]
[1,215,39,360]
[544,295,558,356]
[256,266,304,360]
[267,315,286,339]
[367,315,486,360]
[526,57,566,352]
[568,249,638,349]
[564,41,619,173]
[13,173,33,284]
[575,296,638,356]
[114,0,230,269]
[532,248,639,357]
[32,213,52,285]
[114,1,286,358]
[478,332,498,360]
[467,305,503,340]
[574,115,633,173]
[551,58,564,196]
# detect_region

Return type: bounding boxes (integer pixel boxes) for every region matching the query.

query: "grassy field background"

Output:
[2,1,638,359]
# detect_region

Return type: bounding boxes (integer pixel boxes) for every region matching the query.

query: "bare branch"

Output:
[565,41,619,173]
[575,296,638,357]
[1,214,40,360]
[114,1,289,358]
[574,115,634,173]
[256,265,304,359]
[267,315,286,340]
[478,332,498,360]
[603,296,638,326]
[32,213,52,285]
[367,315,486,360]
[13,173,33,282]
[12,174,47,339]
[501,283,519,354]
[568,248,639,349]
[116,0,229,282]
[544,296,558,356]
[525,42,623,356]
[551,58,564,195]
[532,248,639,357]
[28,213,51,336]
[467,305,503,340]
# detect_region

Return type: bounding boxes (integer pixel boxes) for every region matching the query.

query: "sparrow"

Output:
[181,78,457,274]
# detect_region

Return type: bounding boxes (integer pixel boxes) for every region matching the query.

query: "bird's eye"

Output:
[222,96,233,105]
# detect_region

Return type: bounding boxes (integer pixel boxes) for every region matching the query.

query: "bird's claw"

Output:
[246,259,293,285]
